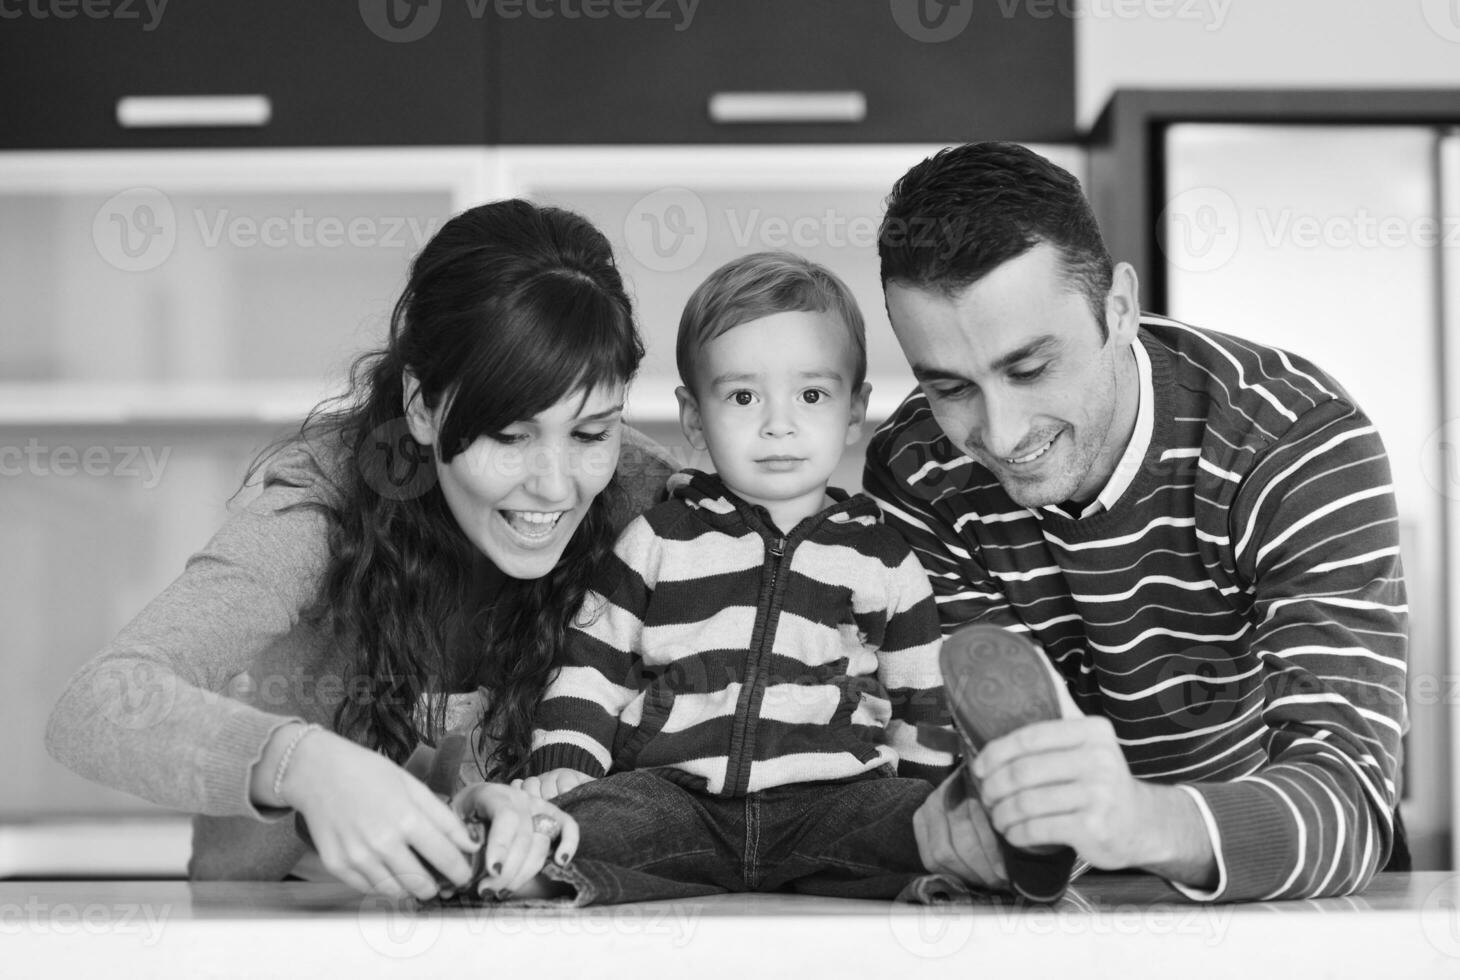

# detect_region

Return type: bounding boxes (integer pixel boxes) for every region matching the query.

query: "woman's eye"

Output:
[488,431,530,446]
[731,391,755,406]
[573,429,613,444]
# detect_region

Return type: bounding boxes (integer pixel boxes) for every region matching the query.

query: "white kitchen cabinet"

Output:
[0,149,488,825]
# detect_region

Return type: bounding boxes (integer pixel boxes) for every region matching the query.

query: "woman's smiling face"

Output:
[409,382,626,579]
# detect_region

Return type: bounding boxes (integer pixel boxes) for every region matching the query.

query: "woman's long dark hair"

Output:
[249,199,643,778]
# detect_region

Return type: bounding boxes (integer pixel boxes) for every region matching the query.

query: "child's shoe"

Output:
[921,623,1078,903]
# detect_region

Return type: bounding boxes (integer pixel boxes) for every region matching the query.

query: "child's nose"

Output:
[761,400,796,437]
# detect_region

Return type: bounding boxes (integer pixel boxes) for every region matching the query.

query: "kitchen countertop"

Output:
[4,873,1458,978]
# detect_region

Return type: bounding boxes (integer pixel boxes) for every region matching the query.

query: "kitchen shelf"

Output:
[0,382,339,428]
[0,378,918,429]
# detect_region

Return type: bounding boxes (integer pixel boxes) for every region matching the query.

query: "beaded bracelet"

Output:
[271,722,323,806]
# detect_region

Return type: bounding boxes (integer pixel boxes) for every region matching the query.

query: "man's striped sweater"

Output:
[863,316,1408,902]
[529,470,953,795]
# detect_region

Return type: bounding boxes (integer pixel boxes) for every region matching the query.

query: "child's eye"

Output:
[801,389,827,404]
[730,390,756,406]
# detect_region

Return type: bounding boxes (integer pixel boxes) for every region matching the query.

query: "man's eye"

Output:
[731,391,755,406]
[929,384,972,401]
[1010,364,1048,383]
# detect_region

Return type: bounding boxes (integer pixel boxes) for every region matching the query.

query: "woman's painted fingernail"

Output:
[468,824,483,844]
[556,851,570,866]
[491,861,503,875]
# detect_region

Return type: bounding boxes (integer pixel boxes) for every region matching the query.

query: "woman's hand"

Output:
[511,768,596,802]
[278,729,479,901]
[451,782,580,897]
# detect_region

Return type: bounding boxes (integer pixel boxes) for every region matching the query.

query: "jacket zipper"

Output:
[724,533,788,796]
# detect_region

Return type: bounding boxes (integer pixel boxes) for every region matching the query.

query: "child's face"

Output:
[677,311,870,528]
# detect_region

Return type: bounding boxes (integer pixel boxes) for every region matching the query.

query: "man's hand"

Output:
[512,768,596,802]
[912,769,1008,888]
[972,715,1215,885]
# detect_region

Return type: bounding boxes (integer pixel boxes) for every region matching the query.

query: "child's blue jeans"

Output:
[542,767,941,905]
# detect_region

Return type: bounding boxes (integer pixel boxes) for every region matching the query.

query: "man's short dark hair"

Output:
[878,141,1114,338]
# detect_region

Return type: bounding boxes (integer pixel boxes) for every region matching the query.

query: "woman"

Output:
[45,199,675,902]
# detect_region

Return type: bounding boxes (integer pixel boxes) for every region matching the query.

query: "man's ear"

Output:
[1104,262,1142,346]
[675,386,707,452]
[845,381,873,447]
[403,370,438,447]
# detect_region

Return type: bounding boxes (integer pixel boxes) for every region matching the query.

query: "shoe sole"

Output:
[940,623,1065,750]
[936,623,1076,904]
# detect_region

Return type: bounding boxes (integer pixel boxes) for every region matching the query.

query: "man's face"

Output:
[885,243,1138,509]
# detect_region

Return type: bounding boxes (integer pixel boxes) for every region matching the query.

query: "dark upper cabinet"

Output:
[2,1,1073,148]
[496,0,1074,144]
[0,2,488,148]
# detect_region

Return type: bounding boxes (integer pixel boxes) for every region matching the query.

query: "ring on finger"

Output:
[531,813,561,839]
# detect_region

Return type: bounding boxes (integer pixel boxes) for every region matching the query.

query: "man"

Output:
[864,142,1408,902]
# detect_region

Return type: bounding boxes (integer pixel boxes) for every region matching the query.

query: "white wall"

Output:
[1077,0,1460,127]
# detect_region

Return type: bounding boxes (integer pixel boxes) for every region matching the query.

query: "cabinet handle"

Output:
[708,91,866,125]
[116,95,272,129]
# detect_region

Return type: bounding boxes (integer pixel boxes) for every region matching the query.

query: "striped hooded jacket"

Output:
[864,317,1409,902]
[529,469,954,795]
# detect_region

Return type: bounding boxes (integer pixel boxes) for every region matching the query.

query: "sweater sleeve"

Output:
[1173,398,1408,902]
[44,471,333,821]
[875,545,954,784]
[528,515,659,777]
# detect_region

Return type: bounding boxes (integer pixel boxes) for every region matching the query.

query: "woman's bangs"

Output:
[436,277,640,455]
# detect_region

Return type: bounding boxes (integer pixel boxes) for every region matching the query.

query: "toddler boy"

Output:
[523,252,955,903]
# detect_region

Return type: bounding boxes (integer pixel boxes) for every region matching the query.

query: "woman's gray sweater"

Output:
[45,427,676,880]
